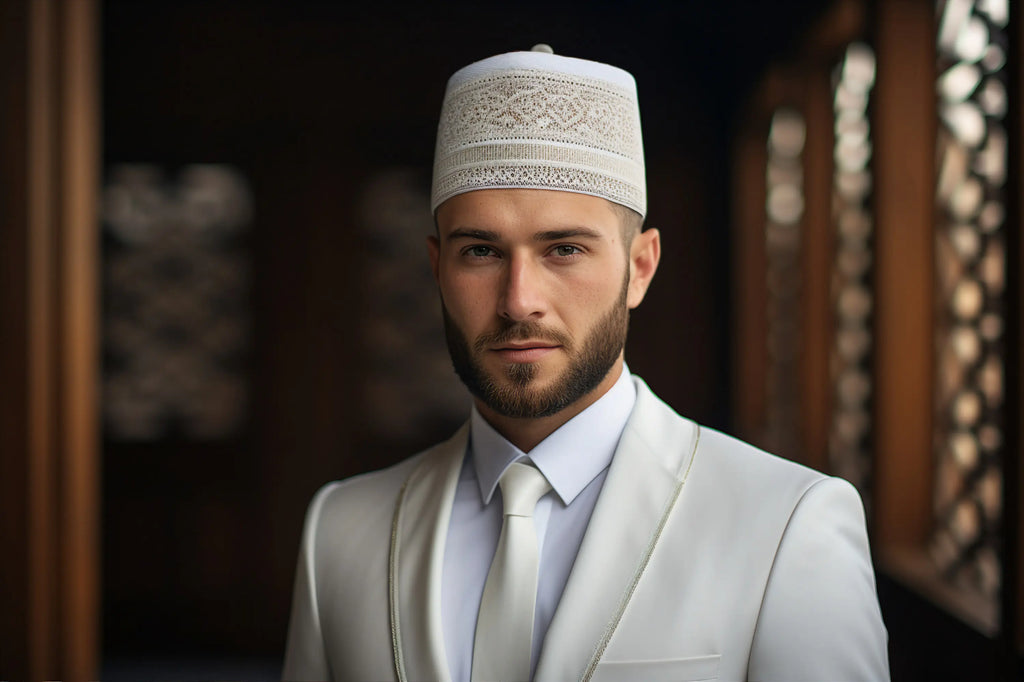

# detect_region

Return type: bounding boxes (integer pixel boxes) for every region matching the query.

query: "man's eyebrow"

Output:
[444,226,605,242]
[446,228,500,241]
[534,227,604,241]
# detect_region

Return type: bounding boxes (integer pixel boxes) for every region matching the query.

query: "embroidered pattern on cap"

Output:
[431,66,646,216]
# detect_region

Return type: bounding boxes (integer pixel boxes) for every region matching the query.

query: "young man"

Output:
[283,46,889,682]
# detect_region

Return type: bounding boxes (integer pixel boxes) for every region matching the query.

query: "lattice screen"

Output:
[829,42,877,505]
[102,165,252,440]
[929,0,1008,601]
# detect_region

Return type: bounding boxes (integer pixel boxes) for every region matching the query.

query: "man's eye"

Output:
[553,245,581,257]
[466,245,495,258]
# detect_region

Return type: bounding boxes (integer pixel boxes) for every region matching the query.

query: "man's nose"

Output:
[498,256,546,321]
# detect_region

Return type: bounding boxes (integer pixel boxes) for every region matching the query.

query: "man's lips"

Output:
[495,341,560,350]
[490,342,561,362]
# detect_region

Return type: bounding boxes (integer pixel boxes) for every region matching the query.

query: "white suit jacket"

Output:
[283,377,889,681]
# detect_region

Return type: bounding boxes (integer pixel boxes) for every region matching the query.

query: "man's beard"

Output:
[442,274,630,419]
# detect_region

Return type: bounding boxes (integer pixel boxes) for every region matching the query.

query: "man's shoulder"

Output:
[630,375,846,507]
[309,422,469,520]
[697,425,827,489]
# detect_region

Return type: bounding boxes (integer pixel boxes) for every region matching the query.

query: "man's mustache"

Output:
[473,321,573,352]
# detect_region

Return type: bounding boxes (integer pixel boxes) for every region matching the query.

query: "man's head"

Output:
[428,47,659,432]
[429,188,658,422]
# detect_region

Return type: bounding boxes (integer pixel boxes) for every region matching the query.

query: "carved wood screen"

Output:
[732,0,1021,663]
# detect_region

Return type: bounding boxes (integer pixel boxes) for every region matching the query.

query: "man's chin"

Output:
[491,357,562,387]
[499,371,555,392]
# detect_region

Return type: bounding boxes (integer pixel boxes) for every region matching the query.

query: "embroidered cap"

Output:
[431,45,646,217]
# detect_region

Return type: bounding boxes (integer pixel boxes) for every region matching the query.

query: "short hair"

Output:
[612,202,645,244]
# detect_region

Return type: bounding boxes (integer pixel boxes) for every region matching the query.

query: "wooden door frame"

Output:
[0,0,101,679]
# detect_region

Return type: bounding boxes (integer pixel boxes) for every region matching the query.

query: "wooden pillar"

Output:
[799,64,836,475]
[871,0,936,549]
[0,0,101,679]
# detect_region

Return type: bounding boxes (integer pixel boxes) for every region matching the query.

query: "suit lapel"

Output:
[390,423,468,682]
[535,379,700,682]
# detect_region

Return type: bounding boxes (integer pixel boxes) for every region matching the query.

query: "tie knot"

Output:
[498,462,552,517]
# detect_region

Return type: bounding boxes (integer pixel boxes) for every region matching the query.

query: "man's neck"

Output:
[474,359,625,453]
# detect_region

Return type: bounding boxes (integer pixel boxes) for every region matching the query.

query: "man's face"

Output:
[429,189,655,420]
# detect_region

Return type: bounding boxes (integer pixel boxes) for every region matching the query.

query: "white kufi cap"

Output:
[431,46,646,217]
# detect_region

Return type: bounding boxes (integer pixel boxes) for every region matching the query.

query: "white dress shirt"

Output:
[441,366,637,682]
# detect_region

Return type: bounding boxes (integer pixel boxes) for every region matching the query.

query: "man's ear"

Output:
[626,227,660,309]
[427,235,440,281]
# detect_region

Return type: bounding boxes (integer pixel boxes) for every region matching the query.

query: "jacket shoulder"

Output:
[697,426,829,497]
[314,451,425,519]
[309,426,468,536]
[629,375,832,503]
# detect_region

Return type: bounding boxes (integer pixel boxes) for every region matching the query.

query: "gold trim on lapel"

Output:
[535,378,701,682]
[581,424,700,682]
[389,423,469,682]
[389,476,411,682]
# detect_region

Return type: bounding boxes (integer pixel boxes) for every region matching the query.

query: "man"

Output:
[283,46,889,681]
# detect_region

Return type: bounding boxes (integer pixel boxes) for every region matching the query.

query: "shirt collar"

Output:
[470,365,637,507]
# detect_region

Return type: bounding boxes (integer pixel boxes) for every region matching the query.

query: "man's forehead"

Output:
[435,189,623,236]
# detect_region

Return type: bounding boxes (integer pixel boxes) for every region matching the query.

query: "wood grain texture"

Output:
[871,0,936,548]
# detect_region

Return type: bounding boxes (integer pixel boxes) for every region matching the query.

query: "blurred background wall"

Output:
[1,0,1021,680]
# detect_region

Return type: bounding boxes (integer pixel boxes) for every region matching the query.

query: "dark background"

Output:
[100,0,852,674]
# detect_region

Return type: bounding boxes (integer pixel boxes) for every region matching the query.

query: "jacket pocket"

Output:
[590,653,720,682]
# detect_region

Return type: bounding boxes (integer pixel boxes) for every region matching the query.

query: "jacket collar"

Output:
[534,377,699,681]
[388,377,699,682]
[389,423,468,682]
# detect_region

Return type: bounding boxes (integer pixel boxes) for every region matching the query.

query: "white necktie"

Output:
[471,462,552,682]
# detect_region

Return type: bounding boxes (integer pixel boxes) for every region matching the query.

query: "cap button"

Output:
[531,44,554,54]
